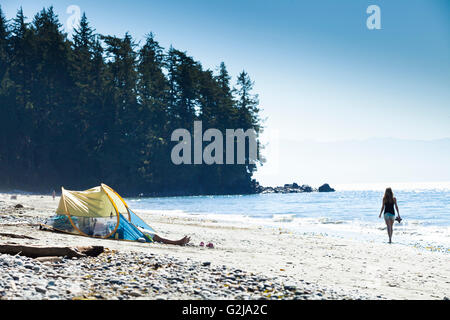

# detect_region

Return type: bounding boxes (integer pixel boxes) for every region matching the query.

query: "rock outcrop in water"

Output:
[318,183,335,192]
[256,182,335,194]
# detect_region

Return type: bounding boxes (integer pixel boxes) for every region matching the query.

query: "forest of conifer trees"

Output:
[0,6,263,196]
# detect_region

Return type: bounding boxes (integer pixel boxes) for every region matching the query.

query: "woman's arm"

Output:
[394,198,400,218]
[379,200,384,218]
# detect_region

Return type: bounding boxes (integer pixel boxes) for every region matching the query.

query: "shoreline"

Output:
[1,192,449,300]
[0,181,334,198]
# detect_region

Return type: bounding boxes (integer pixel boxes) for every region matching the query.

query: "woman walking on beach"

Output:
[379,188,402,243]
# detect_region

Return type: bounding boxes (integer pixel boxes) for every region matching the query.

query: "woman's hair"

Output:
[383,187,394,205]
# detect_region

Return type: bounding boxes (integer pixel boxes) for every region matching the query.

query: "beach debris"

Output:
[206,242,214,248]
[14,204,24,209]
[283,282,297,291]
[0,232,37,240]
[10,195,17,200]
[387,283,398,287]
[34,256,64,263]
[152,262,163,270]
[0,244,104,259]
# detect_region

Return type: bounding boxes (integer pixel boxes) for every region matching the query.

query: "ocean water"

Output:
[127,187,450,254]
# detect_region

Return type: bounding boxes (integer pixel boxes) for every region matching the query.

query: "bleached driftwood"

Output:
[0,232,37,240]
[0,244,104,258]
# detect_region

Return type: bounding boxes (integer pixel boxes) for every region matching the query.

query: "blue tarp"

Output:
[110,213,152,242]
[128,208,156,234]
[44,213,154,242]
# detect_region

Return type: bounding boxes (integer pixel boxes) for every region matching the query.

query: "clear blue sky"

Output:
[3,0,450,186]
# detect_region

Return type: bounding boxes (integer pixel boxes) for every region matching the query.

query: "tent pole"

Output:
[101,185,121,239]
[102,184,132,222]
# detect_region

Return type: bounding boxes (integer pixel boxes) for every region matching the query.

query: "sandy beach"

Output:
[0,192,449,300]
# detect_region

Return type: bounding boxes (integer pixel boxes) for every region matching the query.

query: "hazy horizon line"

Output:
[263,136,450,144]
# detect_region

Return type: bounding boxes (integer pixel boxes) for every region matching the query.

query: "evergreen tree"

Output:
[7,7,35,186]
[69,13,104,187]
[165,47,200,128]
[0,5,12,185]
[137,33,170,190]
[214,62,236,129]
[29,7,74,185]
[137,33,168,134]
[0,5,9,80]
[229,71,262,192]
[234,70,260,130]
[102,33,144,191]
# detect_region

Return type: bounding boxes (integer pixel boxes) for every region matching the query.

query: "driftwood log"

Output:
[0,244,104,258]
[0,232,37,240]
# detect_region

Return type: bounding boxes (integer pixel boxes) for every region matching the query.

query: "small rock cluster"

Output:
[256,182,335,194]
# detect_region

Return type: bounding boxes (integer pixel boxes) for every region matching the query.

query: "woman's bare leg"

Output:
[153,234,190,246]
[389,219,394,243]
[385,219,392,243]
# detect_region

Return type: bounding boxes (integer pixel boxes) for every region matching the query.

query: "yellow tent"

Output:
[46,183,155,242]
